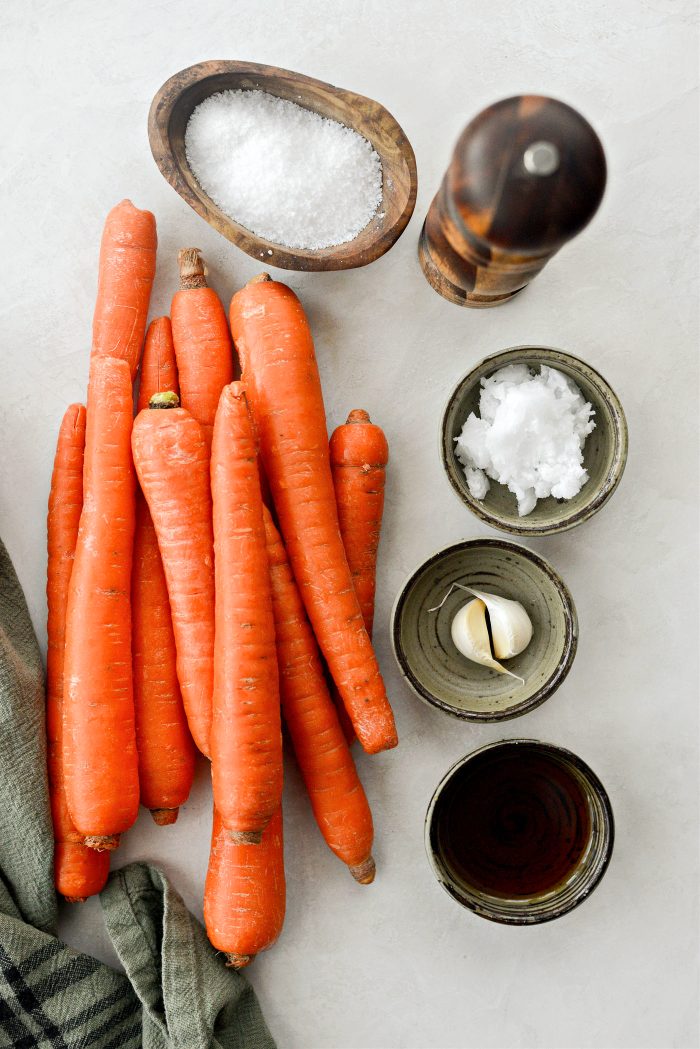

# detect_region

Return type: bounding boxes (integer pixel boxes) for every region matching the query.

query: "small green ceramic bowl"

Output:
[441,346,628,537]
[391,539,577,721]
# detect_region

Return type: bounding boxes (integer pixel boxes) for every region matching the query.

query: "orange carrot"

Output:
[137,317,179,412]
[229,276,398,755]
[132,493,196,823]
[210,383,282,843]
[131,394,215,756]
[204,804,285,968]
[264,508,375,881]
[132,320,196,824]
[328,409,389,745]
[91,200,157,380]
[46,404,110,899]
[171,248,234,449]
[63,358,139,849]
[330,409,389,638]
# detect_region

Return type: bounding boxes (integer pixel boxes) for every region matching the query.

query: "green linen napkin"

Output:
[0,539,276,1049]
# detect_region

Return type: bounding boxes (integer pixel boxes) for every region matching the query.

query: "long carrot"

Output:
[329,409,389,639]
[46,404,110,899]
[132,318,196,824]
[91,200,157,380]
[229,276,398,755]
[131,394,214,757]
[204,804,285,969]
[63,357,139,849]
[171,248,234,449]
[210,383,282,843]
[264,508,375,882]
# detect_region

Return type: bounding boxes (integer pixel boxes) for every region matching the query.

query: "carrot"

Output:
[46,404,110,899]
[131,393,215,756]
[204,804,285,969]
[171,248,234,449]
[328,409,389,745]
[91,200,157,380]
[229,276,398,755]
[137,317,179,412]
[329,409,389,639]
[63,357,139,850]
[263,508,375,882]
[210,383,282,843]
[132,319,196,824]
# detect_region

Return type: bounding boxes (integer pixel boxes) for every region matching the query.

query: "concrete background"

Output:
[2,2,698,1046]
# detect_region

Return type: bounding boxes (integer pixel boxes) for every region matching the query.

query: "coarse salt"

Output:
[454,364,596,517]
[185,90,383,250]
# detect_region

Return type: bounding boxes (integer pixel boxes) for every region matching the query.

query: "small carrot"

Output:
[132,318,196,824]
[328,409,389,745]
[229,276,397,755]
[91,200,157,380]
[63,358,139,850]
[131,394,215,756]
[46,404,110,899]
[330,409,389,639]
[132,493,196,823]
[204,804,285,969]
[137,317,179,412]
[171,248,234,449]
[264,508,375,882]
[210,383,282,843]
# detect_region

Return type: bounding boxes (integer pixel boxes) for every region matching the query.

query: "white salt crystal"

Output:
[185,90,383,250]
[454,365,596,517]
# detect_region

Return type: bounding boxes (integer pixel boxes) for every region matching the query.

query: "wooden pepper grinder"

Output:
[418,95,606,307]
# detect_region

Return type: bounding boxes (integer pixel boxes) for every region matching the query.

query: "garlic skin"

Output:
[450,599,524,684]
[463,588,533,659]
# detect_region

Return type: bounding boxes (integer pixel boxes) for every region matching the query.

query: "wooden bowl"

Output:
[391,539,578,722]
[441,346,628,536]
[148,60,418,271]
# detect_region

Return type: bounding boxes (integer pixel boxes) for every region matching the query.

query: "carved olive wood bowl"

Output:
[148,60,418,271]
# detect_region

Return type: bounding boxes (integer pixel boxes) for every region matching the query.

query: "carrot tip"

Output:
[178,247,208,289]
[346,409,371,424]
[228,829,263,845]
[148,391,180,410]
[62,896,88,904]
[349,856,376,885]
[150,807,179,826]
[225,953,253,969]
[84,835,120,852]
[249,272,272,284]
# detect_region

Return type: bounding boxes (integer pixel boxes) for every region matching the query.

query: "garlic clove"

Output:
[461,588,533,660]
[450,599,525,684]
[451,598,491,663]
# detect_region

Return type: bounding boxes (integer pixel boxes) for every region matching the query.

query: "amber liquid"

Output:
[434,745,592,898]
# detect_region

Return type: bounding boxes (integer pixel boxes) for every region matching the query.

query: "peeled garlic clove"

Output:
[462,588,533,660]
[450,599,525,684]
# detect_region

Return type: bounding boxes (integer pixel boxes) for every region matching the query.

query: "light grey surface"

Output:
[2,2,698,1047]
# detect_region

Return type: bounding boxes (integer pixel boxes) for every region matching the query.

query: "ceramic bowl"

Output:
[391,539,577,721]
[148,60,417,271]
[425,740,615,925]
[440,346,628,536]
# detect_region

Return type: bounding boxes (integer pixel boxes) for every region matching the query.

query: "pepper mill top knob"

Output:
[420,95,607,307]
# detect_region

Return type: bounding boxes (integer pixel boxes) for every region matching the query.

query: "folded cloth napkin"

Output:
[0,540,276,1049]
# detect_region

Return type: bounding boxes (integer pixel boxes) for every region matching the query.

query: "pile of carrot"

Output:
[46,200,395,965]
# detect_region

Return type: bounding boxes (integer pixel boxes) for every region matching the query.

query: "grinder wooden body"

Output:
[419,95,606,307]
